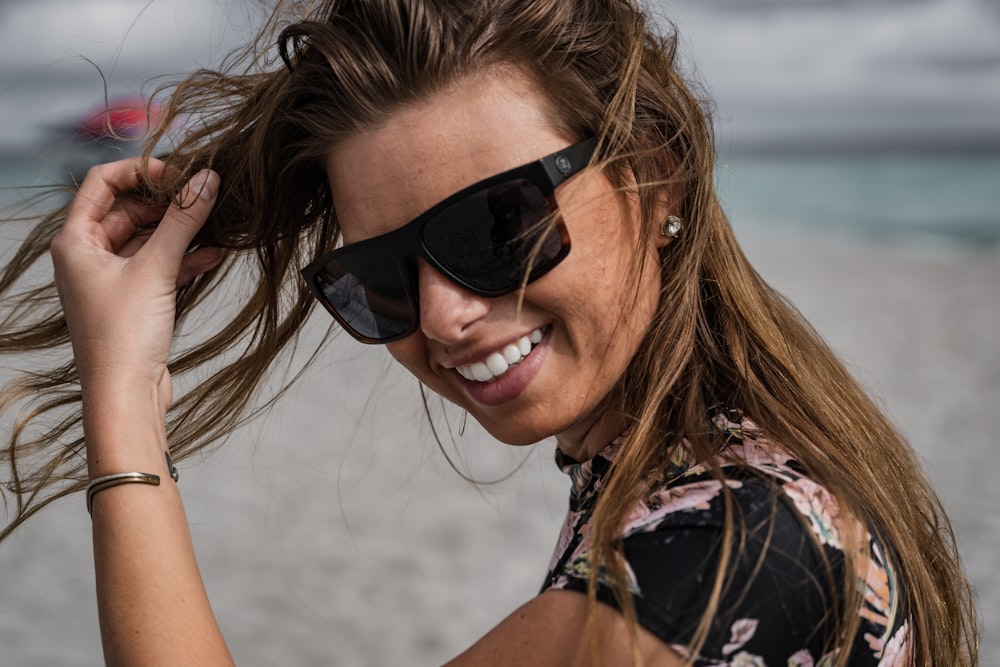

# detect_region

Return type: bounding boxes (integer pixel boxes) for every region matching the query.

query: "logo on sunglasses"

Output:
[555,154,573,175]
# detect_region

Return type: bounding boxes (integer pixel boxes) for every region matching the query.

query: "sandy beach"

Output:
[1,231,997,665]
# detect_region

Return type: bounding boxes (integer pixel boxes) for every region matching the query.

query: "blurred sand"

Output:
[1,233,997,665]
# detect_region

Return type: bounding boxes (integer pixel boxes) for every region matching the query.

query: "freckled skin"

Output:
[326,69,666,460]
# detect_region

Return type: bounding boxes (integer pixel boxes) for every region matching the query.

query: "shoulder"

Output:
[621,471,844,662]
[620,419,912,665]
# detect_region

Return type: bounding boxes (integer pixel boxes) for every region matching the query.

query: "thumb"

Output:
[142,169,220,269]
[177,246,225,287]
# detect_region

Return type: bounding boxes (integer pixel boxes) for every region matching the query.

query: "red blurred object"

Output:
[76,96,161,140]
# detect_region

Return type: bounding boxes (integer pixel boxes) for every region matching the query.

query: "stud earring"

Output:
[661,215,682,238]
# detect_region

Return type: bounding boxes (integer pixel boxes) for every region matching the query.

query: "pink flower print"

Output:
[669,643,693,661]
[561,525,596,575]
[625,498,653,528]
[564,552,593,582]
[712,412,746,437]
[561,546,641,595]
[726,439,795,471]
[728,651,766,667]
[788,649,815,667]
[876,620,912,667]
[547,511,583,572]
[859,556,892,639]
[722,618,759,655]
[782,476,843,549]
[566,441,620,495]
[568,461,595,496]
[624,480,738,536]
[668,441,689,467]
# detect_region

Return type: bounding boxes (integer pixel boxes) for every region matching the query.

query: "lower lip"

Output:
[458,330,549,407]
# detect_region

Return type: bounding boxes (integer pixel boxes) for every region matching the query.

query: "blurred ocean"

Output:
[718,149,1000,248]
[3,146,999,247]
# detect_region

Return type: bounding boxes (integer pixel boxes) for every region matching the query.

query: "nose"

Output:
[416,259,491,344]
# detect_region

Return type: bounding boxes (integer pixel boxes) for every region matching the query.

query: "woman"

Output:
[0,0,978,665]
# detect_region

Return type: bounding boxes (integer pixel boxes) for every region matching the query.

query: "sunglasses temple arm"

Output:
[540,138,598,188]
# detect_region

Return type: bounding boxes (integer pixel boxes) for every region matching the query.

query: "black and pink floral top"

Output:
[541,411,912,666]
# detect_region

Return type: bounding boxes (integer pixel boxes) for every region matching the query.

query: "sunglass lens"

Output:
[422,179,564,293]
[314,247,415,341]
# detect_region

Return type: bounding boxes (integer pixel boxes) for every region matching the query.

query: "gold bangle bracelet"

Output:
[86,472,160,515]
[85,452,179,516]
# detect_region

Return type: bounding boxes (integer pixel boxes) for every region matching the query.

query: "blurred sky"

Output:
[0,0,998,151]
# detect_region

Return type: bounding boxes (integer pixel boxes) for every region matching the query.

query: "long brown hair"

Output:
[0,0,977,664]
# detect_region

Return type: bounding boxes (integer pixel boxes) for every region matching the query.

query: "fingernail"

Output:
[189,170,218,201]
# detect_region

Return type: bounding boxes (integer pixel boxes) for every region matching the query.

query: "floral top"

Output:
[541,412,912,666]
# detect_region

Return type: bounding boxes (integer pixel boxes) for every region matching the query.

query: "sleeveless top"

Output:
[540,411,913,666]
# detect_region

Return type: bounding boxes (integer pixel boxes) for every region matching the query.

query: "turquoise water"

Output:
[717,151,1000,247]
[2,148,999,247]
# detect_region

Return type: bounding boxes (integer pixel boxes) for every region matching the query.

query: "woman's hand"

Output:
[50,158,223,411]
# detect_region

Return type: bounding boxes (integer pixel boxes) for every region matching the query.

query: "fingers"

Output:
[141,170,220,270]
[101,196,167,252]
[176,246,225,288]
[63,160,217,257]
[54,159,223,292]
[65,158,167,236]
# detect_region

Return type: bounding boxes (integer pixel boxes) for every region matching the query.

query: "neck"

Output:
[555,407,628,462]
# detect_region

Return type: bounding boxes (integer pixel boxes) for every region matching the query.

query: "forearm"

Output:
[46,161,229,664]
[85,383,234,666]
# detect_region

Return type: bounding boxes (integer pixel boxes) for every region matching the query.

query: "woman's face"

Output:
[326,68,667,459]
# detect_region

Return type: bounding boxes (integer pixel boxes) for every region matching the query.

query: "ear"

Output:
[651,188,681,251]
[616,165,680,252]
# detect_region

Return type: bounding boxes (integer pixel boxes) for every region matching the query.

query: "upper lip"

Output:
[437,327,545,369]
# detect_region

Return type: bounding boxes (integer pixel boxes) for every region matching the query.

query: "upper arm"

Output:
[445,589,688,667]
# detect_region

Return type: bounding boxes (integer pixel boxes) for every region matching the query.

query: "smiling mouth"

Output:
[456,327,546,383]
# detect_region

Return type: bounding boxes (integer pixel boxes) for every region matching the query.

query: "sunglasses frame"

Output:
[302,137,598,343]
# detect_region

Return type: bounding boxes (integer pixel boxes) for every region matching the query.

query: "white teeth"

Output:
[471,362,492,382]
[486,352,508,376]
[502,344,522,364]
[456,327,546,384]
[517,337,531,356]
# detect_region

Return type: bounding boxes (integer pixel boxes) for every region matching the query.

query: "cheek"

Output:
[590,199,657,311]
[593,211,663,347]
[620,244,663,338]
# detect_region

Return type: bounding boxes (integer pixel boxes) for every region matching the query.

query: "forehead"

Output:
[326,69,573,242]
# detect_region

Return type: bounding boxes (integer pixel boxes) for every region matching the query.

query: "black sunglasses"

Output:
[302,138,597,343]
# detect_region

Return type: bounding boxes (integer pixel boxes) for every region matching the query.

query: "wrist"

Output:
[81,380,173,479]
[80,366,172,415]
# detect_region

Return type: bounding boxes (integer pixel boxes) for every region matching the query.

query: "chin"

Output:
[489,431,548,447]
[476,415,564,447]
